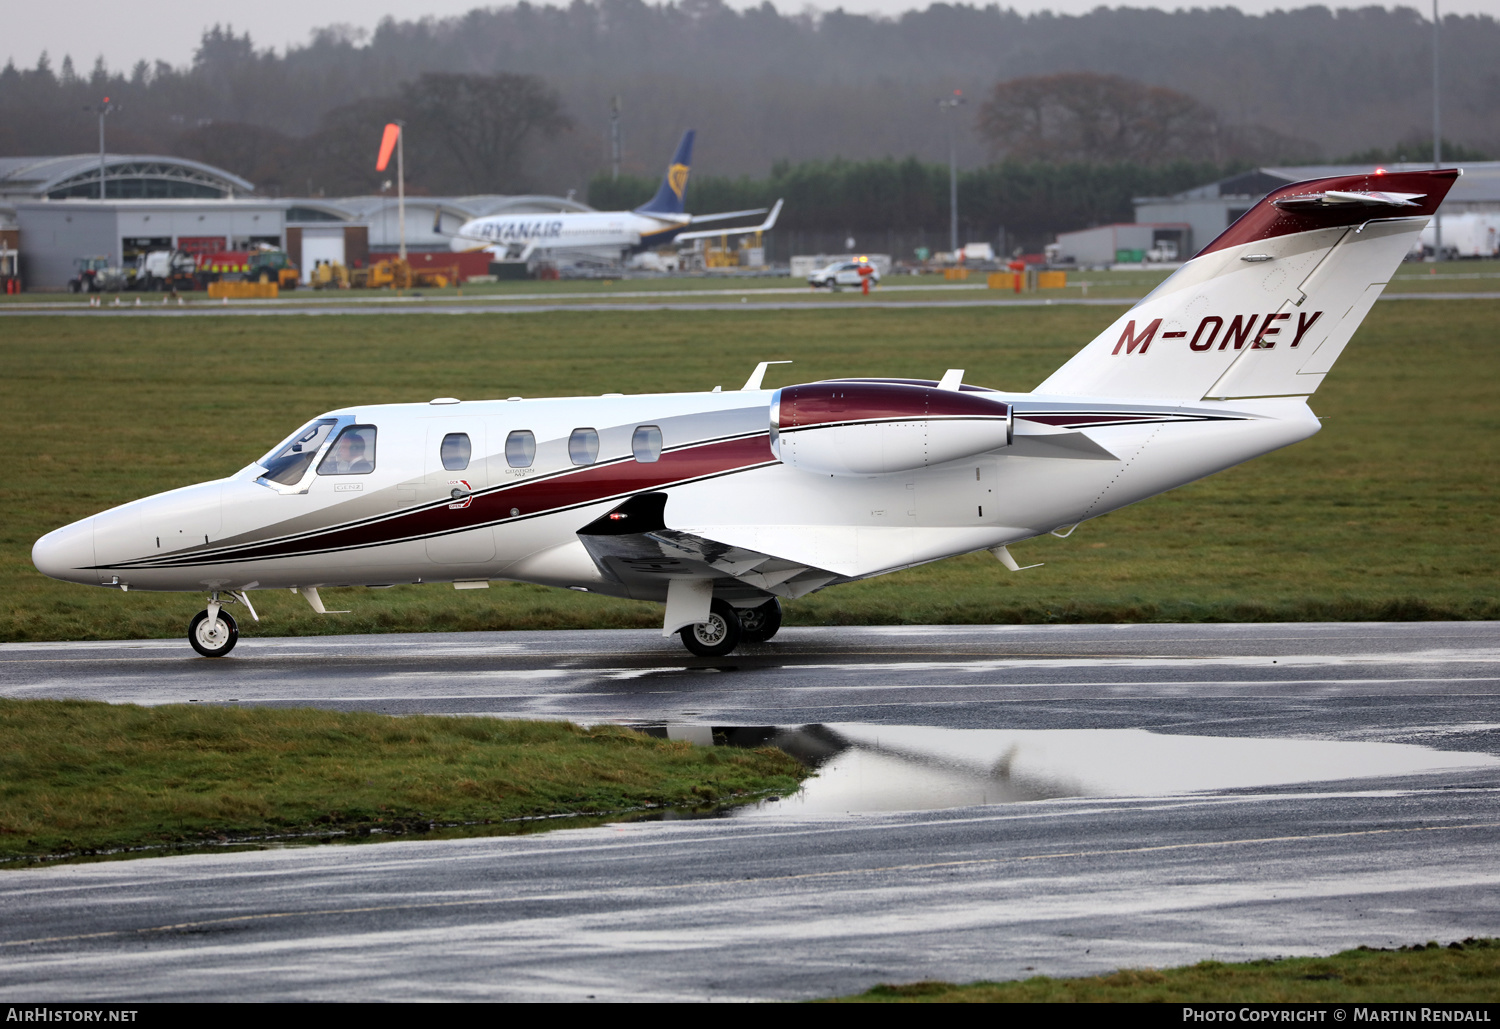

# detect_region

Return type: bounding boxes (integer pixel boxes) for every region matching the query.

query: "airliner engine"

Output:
[769,381,1012,476]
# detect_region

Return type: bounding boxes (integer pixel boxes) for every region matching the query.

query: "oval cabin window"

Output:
[569,428,600,466]
[632,425,662,463]
[440,433,471,471]
[505,430,536,468]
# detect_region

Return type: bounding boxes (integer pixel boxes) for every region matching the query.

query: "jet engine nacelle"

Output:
[770,381,1011,476]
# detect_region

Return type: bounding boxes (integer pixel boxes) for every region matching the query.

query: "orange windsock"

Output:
[376,123,401,172]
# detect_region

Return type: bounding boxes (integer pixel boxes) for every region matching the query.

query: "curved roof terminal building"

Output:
[1,153,591,288]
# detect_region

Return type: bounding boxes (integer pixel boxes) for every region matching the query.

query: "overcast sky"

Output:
[6,0,1483,74]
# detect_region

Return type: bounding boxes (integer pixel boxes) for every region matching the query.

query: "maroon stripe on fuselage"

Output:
[780,382,1008,430]
[1196,169,1458,258]
[180,434,776,565]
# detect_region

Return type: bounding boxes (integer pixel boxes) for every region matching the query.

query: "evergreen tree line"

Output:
[1,1,1496,198]
[589,156,1233,254]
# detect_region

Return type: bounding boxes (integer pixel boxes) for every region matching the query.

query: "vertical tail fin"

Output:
[635,130,695,216]
[1035,169,1460,401]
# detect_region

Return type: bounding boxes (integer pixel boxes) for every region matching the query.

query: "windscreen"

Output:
[258,419,338,485]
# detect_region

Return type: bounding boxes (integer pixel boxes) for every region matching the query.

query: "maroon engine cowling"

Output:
[770,381,1011,475]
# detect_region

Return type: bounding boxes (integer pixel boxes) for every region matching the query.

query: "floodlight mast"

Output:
[1432,0,1443,261]
[83,98,117,200]
[610,95,623,181]
[937,91,965,255]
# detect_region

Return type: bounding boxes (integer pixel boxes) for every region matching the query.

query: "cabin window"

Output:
[260,418,338,485]
[440,432,471,471]
[317,425,377,475]
[632,425,662,463]
[569,427,600,466]
[505,430,535,468]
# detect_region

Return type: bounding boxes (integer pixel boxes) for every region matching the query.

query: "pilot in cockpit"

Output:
[326,431,373,475]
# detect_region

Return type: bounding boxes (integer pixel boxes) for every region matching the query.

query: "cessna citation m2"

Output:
[33,168,1457,658]
[448,129,782,263]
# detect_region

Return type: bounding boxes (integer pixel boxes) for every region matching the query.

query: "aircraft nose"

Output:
[32,517,97,584]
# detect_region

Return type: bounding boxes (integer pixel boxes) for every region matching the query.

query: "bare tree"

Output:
[408,73,572,193]
[977,73,1218,164]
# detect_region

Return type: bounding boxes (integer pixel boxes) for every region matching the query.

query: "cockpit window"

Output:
[440,433,471,471]
[317,425,378,475]
[259,418,338,485]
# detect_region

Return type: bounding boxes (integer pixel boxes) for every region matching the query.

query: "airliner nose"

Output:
[32,518,97,584]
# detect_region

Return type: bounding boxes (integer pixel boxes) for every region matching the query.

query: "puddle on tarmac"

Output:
[637,724,1500,817]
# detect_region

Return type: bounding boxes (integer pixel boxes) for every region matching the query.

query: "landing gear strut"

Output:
[187,590,257,658]
[679,598,743,658]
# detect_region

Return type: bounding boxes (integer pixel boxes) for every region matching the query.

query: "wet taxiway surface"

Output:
[2,623,1498,1000]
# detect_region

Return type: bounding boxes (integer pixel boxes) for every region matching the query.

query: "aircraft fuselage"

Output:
[33,384,1317,606]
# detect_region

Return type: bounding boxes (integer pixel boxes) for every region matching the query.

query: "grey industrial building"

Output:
[1131,162,1500,260]
[1,153,590,289]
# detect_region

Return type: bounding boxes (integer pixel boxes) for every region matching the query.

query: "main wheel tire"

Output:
[679,598,742,658]
[188,609,239,658]
[738,598,783,643]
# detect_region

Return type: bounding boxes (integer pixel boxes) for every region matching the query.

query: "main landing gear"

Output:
[188,590,258,658]
[678,598,781,657]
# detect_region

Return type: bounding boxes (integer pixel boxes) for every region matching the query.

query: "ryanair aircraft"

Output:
[449,130,782,263]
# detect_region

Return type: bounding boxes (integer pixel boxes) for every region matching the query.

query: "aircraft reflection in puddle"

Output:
[638,724,1500,817]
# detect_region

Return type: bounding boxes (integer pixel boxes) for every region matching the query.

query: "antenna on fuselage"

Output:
[742,360,792,391]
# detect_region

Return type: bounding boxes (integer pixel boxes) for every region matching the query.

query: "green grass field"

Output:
[828,939,1500,1003]
[0,699,805,864]
[1,299,1495,643]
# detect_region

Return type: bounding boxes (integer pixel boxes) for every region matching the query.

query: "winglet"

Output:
[937,369,965,391]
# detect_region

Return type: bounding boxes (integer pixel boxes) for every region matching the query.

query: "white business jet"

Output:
[448,129,782,263]
[33,168,1457,658]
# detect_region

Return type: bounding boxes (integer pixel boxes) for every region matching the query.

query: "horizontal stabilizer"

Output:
[675,199,783,242]
[1272,190,1425,210]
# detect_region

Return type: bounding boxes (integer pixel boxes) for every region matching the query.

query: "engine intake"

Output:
[770,381,1011,476]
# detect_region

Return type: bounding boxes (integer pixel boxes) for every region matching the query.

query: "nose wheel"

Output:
[189,608,239,657]
[679,599,743,658]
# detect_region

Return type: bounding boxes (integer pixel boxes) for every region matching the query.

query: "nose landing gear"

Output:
[187,590,258,658]
[189,607,238,657]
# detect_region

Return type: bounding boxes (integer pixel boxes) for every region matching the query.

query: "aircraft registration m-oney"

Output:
[447,129,783,264]
[33,168,1457,658]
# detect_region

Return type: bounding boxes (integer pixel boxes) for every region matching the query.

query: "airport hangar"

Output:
[1052,161,1500,267]
[0,153,590,290]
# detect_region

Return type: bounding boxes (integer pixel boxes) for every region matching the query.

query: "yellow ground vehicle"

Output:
[307,261,349,290]
[351,259,412,290]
